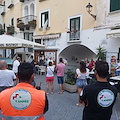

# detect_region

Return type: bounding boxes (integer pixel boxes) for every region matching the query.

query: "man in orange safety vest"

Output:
[0,62,48,120]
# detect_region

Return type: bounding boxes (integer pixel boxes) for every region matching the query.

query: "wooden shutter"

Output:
[110,0,120,12]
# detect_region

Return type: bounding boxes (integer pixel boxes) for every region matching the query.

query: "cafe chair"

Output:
[38,66,46,75]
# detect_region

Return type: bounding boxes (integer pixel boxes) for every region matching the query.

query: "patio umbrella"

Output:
[0,34,44,49]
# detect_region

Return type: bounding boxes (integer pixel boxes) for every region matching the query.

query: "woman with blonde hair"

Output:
[75,61,89,106]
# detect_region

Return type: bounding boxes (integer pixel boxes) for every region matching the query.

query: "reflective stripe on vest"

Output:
[2,113,43,120]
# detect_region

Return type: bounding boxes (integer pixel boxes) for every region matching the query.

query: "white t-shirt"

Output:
[0,69,16,86]
[12,60,20,73]
[46,66,54,77]
[76,68,89,79]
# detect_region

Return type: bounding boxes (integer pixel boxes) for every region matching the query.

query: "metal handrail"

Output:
[17,15,37,24]
[69,31,80,40]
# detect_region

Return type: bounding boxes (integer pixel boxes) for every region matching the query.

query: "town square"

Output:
[0,0,120,120]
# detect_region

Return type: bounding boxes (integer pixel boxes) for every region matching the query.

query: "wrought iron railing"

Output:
[67,31,80,41]
[17,15,37,28]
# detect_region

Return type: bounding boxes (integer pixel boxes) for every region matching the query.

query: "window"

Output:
[11,18,14,26]
[110,0,120,12]
[24,32,33,52]
[3,23,5,32]
[69,17,81,40]
[35,39,41,44]
[3,1,5,6]
[43,39,46,45]
[40,11,49,28]
[24,32,33,41]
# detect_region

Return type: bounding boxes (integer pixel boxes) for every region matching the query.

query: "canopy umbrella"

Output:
[0,34,44,49]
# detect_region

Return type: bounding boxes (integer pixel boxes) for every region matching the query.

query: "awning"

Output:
[107,29,120,39]
[33,33,61,40]
[0,35,45,49]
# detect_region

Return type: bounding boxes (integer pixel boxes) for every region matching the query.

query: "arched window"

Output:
[30,3,34,21]
[24,6,28,24]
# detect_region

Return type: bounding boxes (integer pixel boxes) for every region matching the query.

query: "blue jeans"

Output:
[114,71,120,76]
[76,79,87,88]
[57,76,64,84]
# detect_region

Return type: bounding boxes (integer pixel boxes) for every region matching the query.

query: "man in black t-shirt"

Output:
[80,61,117,120]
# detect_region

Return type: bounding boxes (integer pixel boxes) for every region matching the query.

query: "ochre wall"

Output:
[35,0,95,35]
[2,0,22,32]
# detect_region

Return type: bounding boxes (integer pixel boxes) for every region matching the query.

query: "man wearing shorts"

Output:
[56,58,65,94]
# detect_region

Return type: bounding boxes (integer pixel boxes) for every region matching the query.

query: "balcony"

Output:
[1,6,5,15]
[7,0,14,9]
[66,30,81,42]
[17,15,37,29]
[7,26,14,35]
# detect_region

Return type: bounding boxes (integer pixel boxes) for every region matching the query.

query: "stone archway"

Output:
[59,44,96,71]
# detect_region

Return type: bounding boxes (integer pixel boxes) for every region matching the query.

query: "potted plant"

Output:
[28,20,36,25]
[73,30,77,33]
[67,31,71,33]
[17,22,24,28]
[63,69,77,93]
[96,45,106,61]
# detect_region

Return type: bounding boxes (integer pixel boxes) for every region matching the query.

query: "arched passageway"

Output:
[59,44,96,71]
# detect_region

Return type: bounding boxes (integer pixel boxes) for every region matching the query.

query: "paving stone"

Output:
[0,74,119,120]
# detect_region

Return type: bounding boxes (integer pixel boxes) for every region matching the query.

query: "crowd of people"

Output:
[0,55,118,120]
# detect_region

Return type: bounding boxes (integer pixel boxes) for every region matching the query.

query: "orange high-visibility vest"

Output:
[0,83,46,120]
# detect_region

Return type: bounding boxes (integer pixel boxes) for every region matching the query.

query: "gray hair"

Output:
[0,60,7,69]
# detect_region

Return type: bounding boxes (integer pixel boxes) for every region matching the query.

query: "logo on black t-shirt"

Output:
[97,89,114,107]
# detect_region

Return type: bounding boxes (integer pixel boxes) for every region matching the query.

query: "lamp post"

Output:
[86,3,96,20]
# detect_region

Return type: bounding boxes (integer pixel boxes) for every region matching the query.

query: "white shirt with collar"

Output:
[12,60,20,73]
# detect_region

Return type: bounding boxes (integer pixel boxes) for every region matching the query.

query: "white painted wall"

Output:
[45,27,120,65]
[0,6,3,25]
[95,0,120,28]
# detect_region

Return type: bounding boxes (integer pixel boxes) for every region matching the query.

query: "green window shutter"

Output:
[4,23,5,32]
[11,18,14,26]
[70,17,80,40]
[70,17,80,31]
[110,0,120,12]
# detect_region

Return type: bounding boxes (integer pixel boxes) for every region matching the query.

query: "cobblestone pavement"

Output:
[0,74,120,120]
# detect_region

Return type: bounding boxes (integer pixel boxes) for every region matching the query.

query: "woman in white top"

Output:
[46,61,54,95]
[75,61,89,106]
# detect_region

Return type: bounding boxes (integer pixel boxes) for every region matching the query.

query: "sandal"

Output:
[58,92,62,94]
[51,92,53,95]
[76,103,82,106]
[46,93,49,95]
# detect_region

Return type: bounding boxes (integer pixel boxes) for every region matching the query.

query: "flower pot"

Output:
[63,83,77,93]
[67,31,71,33]
[73,30,77,32]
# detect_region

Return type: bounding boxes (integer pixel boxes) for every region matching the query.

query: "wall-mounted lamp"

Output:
[86,3,96,20]
[0,4,5,6]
